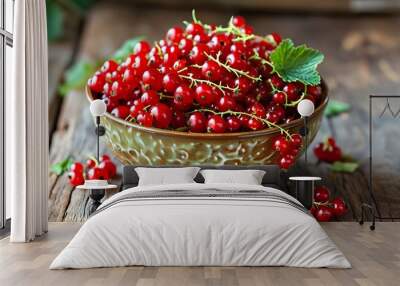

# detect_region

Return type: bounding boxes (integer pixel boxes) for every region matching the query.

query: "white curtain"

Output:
[7,0,49,242]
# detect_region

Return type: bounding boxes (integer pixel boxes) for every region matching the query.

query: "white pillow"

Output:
[200,169,266,185]
[135,167,200,186]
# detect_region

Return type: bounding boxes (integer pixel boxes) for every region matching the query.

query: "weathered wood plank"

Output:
[48,42,74,135]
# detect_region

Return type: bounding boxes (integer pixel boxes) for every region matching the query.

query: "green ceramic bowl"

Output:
[86,82,328,166]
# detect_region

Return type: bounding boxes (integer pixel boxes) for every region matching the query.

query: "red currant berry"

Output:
[99,160,117,178]
[148,53,162,68]
[201,60,222,82]
[70,162,84,174]
[207,115,226,133]
[86,159,96,169]
[87,166,107,180]
[230,42,246,55]
[283,83,302,102]
[226,116,241,132]
[217,96,237,112]
[279,155,295,170]
[122,69,140,90]
[171,110,186,129]
[68,171,85,186]
[314,186,330,203]
[129,101,145,118]
[131,54,148,76]
[134,41,151,55]
[88,73,106,93]
[247,118,264,130]
[226,52,246,70]
[187,112,207,133]
[185,22,204,35]
[271,105,285,121]
[232,15,246,28]
[110,81,129,99]
[307,85,322,98]
[100,154,110,162]
[266,111,280,124]
[271,32,282,45]
[189,44,209,65]
[142,69,163,91]
[166,26,184,43]
[178,38,193,55]
[193,33,210,44]
[210,34,231,54]
[235,77,252,94]
[248,102,266,118]
[174,85,194,111]
[195,83,215,107]
[241,25,254,35]
[150,103,172,129]
[290,134,303,148]
[137,111,154,127]
[163,52,179,68]
[111,105,130,119]
[270,74,285,89]
[273,92,286,105]
[140,90,160,106]
[273,136,291,155]
[162,72,181,93]
[239,115,250,129]
[101,60,118,74]
[173,59,188,71]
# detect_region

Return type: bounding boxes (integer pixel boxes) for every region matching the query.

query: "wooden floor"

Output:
[0,223,399,286]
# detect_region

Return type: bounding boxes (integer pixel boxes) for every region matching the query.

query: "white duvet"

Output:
[50,183,351,269]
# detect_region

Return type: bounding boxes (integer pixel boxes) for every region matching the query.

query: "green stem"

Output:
[205,52,261,82]
[191,108,292,138]
[179,74,238,94]
[284,85,308,107]
[249,51,274,70]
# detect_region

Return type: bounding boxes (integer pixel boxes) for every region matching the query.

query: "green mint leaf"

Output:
[112,37,145,62]
[58,60,96,96]
[270,39,324,85]
[330,161,359,173]
[51,157,73,175]
[324,100,351,118]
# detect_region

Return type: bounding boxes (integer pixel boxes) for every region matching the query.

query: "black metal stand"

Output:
[95,116,105,162]
[294,180,314,210]
[360,95,400,230]
[299,116,309,165]
[359,203,376,231]
[88,116,106,215]
[88,189,105,215]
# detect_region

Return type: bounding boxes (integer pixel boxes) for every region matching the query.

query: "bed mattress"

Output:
[50,183,350,269]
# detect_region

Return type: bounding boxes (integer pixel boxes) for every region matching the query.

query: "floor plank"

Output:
[1,222,400,286]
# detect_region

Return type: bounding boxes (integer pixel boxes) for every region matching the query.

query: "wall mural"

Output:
[47,3,400,223]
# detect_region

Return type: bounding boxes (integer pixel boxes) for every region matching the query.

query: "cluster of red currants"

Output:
[313,137,342,163]
[272,134,303,169]
[311,186,347,222]
[88,14,322,135]
[68,154,117,186]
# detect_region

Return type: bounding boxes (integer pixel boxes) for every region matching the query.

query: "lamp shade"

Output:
[297,99,315,117]
[90,99,107,117]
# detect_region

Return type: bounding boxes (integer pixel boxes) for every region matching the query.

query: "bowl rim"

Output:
[86,80,328,139]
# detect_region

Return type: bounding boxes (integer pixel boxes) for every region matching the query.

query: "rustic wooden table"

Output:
[48,3,400,222]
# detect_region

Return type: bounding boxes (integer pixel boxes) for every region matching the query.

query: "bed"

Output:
[50,165,350,269]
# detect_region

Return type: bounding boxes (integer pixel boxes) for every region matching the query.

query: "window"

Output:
[1,0,14,230]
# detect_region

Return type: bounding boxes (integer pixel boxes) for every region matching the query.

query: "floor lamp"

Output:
[297,99,315,165]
